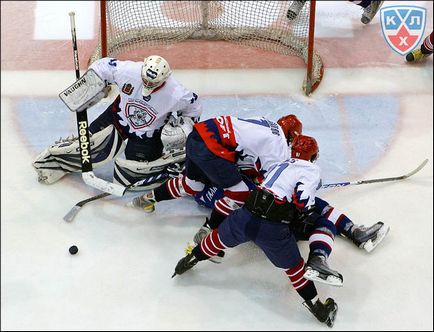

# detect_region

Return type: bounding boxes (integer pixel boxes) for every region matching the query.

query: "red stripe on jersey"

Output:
[334,214,345,227]
[285,258,311,290]
[423,32,433,52]
[216,116,236,147]
[200,229,226,257]
[310,240,332,252]
[223,190,250,202]
[285,259,305,281]
[181,175,200,196]
[324,207,333,219]
[293,278,310,290]
[166,178,181,198]
[214,190,249,216]
[194,117,237,162]
[214,199,233,216]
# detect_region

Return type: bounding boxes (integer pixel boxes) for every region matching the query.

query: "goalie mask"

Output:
[277,114,302,144]
[141,55,172,96]
[291,134,319,162]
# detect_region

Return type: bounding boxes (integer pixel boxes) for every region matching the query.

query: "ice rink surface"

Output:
[1,1,433,330]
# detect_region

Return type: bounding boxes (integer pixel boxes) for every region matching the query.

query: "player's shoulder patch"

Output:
[121,83,134,95]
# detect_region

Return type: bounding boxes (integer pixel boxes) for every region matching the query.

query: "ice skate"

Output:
[193,223,211,245]
[286,0,306,20]
[304,255,343,287]
[127,191,156,213]
[361,1,384,24]
[303,297,338,327]
[406,48,431,62]
[350,222,390,252]
[171,253,198,278]
[185,223,225,264]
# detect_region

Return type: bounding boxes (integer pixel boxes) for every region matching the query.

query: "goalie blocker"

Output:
[59,69,107,113]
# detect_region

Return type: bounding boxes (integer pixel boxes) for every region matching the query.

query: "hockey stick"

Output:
[63,179,164,222]
[63,148,186,221]
[321,159,428,189]
[64,158,429,221]
[68,12,126,197]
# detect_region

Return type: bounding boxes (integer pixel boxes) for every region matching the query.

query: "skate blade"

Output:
[125,201,155,213]
[209,251,225,264]
[363,224,390,253]
[209,257,223,264]
[304,269,343,287]
[326,304,338,327]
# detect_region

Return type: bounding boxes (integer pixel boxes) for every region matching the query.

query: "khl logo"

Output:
[380,6,426,56]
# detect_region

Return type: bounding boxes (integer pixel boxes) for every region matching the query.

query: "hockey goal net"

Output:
[91,0,323,95]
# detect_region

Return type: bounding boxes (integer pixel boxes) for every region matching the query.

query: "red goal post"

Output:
[91,1,323,95]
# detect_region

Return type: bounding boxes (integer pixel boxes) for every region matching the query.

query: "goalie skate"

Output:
[353,222,390,253]
[304,255,343,287]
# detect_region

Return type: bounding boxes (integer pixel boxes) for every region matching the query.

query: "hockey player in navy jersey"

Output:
[33,55,201,189]
[172,135,339,327]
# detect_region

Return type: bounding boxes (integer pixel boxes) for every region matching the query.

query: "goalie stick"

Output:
[68,12,125,197]
[321,159,428,189]
[63,148,186,222]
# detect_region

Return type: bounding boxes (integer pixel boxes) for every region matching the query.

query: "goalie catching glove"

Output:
[161,115,194,152]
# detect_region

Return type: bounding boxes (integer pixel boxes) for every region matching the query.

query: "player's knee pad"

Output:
[33,124,125,184]
[113,149,186,189]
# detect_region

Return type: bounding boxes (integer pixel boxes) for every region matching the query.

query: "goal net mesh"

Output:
[91,1,323,94]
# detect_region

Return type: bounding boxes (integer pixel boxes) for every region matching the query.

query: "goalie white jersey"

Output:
[89,57,202,138]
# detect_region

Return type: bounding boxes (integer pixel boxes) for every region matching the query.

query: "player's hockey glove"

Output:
[289,206,318,239]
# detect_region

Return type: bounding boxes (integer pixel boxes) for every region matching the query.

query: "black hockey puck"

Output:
[69,245,78,255]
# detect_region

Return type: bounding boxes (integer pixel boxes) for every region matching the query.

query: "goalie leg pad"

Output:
[33,124,126,184]
[113,149,186,189]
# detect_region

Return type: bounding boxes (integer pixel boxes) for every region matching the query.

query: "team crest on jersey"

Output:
[380,6,426,55]
[124,101,157,129]
[121,83,134,95]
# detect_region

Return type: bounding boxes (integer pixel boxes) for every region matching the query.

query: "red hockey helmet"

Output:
[291,134,319,162]
[277,114,302,144]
